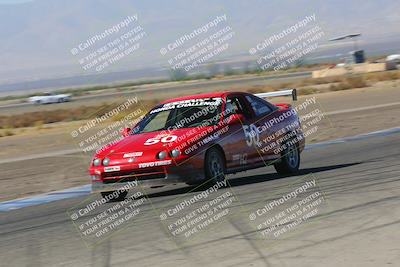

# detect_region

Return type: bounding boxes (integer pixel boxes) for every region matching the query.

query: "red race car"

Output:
[89,90,305,200]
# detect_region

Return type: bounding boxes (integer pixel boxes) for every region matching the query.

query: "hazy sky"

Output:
[1,0,399,82]
[0,0,33,4]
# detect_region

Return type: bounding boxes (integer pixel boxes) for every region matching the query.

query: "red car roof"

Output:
[160,92,231,104]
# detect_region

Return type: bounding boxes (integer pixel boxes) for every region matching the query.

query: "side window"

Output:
[245,95,274,117]
[226,96,252,119]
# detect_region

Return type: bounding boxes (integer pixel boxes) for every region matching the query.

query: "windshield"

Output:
[131,98,223,134]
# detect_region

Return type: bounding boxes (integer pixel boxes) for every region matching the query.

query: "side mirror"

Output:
[226,114,245,125]
[121,127,131,137]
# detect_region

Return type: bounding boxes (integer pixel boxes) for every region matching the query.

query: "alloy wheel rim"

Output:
[287,145,299,168]
[210,154,223,177]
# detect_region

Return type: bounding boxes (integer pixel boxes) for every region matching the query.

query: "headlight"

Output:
[157,151,167,160]
[90,175,100,181]
[102,158,110,166]
[93,158,101,166]
[171,149,180,158]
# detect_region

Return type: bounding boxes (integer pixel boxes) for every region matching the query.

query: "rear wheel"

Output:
[205,147,226,184]
[101,190,128,202]
[274,143,300,175]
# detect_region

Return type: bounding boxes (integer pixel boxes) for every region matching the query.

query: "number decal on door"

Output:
[243,124,260,147]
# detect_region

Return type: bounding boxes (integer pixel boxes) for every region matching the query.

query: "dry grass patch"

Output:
[298,87,321,95]
[329,76,368,91]
[0,100,157,131]
[364,70,400,82]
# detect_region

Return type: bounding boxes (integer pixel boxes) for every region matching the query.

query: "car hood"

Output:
[95,127,209,159]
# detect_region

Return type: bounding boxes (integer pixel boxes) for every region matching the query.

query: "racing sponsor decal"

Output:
[123,152,143,158]
[150,98,222,114]
[104,166,121,172]
[232,153,248,165]
[138,160,172,168]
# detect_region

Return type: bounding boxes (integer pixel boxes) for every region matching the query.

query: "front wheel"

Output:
[274,144,300,175]
[205,147,226,184]
[101,190,128,202]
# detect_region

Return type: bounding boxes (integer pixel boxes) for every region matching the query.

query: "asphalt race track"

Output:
[0,132,399,267]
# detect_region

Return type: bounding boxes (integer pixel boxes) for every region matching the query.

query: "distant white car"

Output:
[28,93,71,104]
[386,54,400,63]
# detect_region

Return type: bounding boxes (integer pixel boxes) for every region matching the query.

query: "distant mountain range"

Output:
[1,0,400,88]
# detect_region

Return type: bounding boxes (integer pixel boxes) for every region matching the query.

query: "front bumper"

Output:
[91,174,184,193]
[90,162,204,193]
[90,152,206,193]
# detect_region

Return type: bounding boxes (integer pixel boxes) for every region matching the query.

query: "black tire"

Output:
[204,147,226,184]
[101,190,128,202]
[274,143,300,175]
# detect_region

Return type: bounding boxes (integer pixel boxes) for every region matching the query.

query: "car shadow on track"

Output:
[144,162,362,199]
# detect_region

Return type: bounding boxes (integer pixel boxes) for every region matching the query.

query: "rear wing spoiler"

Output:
[255,89,297,101]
